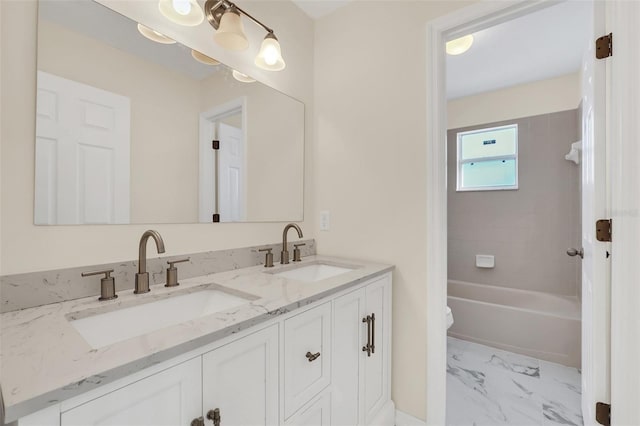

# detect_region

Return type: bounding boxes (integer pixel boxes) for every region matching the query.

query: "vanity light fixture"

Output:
[137,23,176,44]
[232,70,256,83]
[192,49,220,65]
[205,0,286,71]
[158,0,204,27]
[446,34,474,55]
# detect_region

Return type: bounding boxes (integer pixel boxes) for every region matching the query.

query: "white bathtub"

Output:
[447,280,581,368]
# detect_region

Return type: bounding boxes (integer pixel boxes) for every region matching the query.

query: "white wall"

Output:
[447,72,581,129]
[0,0,315,274]
[314,1,475,419]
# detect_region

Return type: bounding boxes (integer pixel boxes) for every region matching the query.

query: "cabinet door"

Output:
[285,391,331,426]
[61,358,201,426]
[363,275,391,424]
[331,288,366,426]
[202,324,279,426]
[284,302,332,418]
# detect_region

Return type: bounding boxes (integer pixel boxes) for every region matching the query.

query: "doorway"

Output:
[425,1,609,425]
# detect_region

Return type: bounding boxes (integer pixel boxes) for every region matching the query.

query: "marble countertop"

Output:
[0,255,393,422]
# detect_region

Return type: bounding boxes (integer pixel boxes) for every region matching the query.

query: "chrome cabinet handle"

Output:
[362,315,372,357]
[206,408,221,426]
[371,313,376,354]
[306,351,321,362]
[191,416,205,426]
[566,248,584,259]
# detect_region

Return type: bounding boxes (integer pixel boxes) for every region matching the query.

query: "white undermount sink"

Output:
[270,262,356,282]
[69,288,254,349]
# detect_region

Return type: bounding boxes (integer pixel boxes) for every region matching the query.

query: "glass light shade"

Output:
[137,24,176,44]
[446,35,474,55]
[214,10,249,51]
[232,70,256,83]
[191,50,220,65]
[158,0,204,26]
[255,33,285,71]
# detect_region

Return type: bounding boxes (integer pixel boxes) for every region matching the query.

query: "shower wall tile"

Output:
[0,239,316,313]
[447,109,581,296]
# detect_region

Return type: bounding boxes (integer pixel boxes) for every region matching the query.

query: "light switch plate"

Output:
[319,210,330,231]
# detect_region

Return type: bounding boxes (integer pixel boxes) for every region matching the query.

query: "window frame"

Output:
[456,123,519,192]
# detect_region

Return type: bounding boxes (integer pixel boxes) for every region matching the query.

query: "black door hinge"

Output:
[212,140,220,150]
[212,214,220,223]
[596,33,612,59]
[596,219,612,242]
[596,402,611,426]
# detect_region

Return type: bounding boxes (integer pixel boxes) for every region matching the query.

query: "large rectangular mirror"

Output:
[34,0,304,225]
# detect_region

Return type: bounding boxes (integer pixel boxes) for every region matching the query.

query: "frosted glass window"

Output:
[456,124,518,191]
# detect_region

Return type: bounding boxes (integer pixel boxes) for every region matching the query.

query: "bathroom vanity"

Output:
[1,256,394,426]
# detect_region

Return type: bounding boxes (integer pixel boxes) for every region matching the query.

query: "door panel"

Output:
[61,358,201,426]
[35,71,130,225]
[218,123,244,222]
[202,325,279,426]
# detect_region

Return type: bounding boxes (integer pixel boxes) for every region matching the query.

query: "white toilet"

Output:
[446,306,454,329]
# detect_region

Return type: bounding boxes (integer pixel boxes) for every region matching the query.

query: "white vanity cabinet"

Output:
[17,272,393,426]
[202,324,279,426]
[60,357,202,426]
[331,273,392,426]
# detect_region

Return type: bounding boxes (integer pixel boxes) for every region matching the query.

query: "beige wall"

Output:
[447,72,581,129]
[0,0,315,274]
[314,1,474,419]
[448,109,581,296]
[38,20,202,223]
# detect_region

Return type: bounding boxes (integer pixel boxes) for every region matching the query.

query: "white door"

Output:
[580,2,610,424]
[218,122,245,222]
[202,325,278,426]
[363,276,391,425]
[61,358,202,426]
[35,71,130,225]
[332,288,366,426]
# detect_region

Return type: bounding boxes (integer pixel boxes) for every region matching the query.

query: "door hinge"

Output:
[596,402,611,426]
[212,213,220,223]
[212,140,220,150]
[596,33,612,59]
[596,219,612,242]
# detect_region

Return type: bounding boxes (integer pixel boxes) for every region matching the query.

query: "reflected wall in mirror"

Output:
[34,0,304,225]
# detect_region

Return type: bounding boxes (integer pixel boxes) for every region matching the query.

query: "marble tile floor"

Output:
[446,337,583,426]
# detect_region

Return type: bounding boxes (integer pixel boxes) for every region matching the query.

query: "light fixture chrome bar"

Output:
[205,0,273,34]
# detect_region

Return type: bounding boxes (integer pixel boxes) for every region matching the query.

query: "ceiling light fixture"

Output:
[158,0,204,26]
[192,50,220,65]
[137,23,176,44]
[446,35,474,55]
[205,0,286,71]
[232,70,256,83]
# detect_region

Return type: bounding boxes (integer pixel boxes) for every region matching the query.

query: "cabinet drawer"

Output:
[284,301,332,418]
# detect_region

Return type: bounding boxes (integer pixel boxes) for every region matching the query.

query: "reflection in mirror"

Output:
[34,0,304,225]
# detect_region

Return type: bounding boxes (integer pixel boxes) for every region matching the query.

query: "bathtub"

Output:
[447,280,581,368]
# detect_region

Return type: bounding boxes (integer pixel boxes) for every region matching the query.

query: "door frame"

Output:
[198,97,247,223]
[424,1,608,424]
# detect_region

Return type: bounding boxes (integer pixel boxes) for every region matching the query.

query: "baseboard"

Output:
[395,409,427,426]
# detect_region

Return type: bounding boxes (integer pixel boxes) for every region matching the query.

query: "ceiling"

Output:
[446,1,593,100]
[291,0,352,19]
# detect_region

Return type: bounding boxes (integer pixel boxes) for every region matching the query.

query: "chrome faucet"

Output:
[281,223,303,264]
[135,230,166,294]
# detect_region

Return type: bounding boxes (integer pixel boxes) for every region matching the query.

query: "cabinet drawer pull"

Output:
[371,313,376,354]
[191,416,205,426]
[362,315,372,357]
[206,408,221,426]
[306,351,321,362]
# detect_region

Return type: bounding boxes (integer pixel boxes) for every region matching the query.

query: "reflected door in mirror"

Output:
[34,71,131,225]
